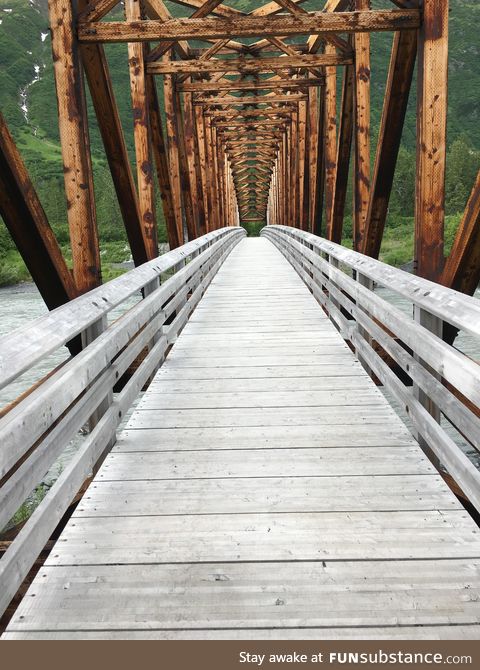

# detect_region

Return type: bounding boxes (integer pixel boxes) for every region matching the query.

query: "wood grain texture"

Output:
[78,11,422,43]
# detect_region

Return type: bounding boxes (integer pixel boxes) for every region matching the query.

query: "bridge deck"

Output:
[5,238,480,639]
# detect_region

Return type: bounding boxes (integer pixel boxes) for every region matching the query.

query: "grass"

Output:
[242,221,265,237]
[4,483,50,532]
[0,242,132,288]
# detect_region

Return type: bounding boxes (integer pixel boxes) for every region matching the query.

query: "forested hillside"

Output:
[0,0,479,283]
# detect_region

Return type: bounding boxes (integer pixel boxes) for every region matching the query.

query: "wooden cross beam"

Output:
[194,94,307,105]
[205,109,293,118]
[147,54,352,74]
[177,78,324,92]
[77,11,421,43]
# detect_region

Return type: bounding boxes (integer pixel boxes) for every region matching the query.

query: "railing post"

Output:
[82,316,112,433]
[356,272,374,377]
[413,306,443,465]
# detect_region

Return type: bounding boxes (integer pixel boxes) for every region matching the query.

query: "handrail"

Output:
[0,227,238,390]
[262,225,480,516]
[0,226,245,618]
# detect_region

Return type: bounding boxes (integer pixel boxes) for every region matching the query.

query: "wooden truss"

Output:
[1,0,479,311]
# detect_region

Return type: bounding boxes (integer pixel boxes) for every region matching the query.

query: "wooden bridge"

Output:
[1,0,480,642]
[1,228,480,638]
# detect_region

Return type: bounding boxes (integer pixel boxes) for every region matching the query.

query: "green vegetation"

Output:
[6,483,49,530]
[0,0,479,283]
[243,221,265,237]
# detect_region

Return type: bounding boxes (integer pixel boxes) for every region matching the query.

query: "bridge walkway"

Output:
[4,238,480,639]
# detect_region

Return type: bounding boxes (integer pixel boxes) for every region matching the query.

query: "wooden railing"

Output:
[0,226,245,616]
[263,225,480,514]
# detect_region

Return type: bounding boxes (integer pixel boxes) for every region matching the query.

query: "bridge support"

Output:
[48,0,101,294]
[415,0,449,281]
[0,113,77,310]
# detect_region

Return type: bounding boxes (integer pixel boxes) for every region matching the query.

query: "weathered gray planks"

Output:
[5,237,480,640]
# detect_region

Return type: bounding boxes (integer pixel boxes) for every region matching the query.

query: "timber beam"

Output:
[77,11,422,43]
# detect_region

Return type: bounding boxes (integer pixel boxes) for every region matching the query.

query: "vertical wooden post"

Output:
[308,86,319,234]
[126,0,158,260]
[163,71,184,245]
[184,88,206,237]
[146,75,180,249]
[48,0,100,293]
[290,107,299,227]
[175,88,197,241]
[415,0,449,280]
[324,44,337,238]
[353,0,371,252]
[314,87,326,237]
[330,62,354,243]
[194,105,211,232]
[297,99,307,231]
[363,30,417,258]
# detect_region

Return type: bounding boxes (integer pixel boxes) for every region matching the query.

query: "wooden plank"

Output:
[363,29,416,258]
[127,406,398,429]
[5,627,480,640]
[48,0,101,293]
[126,0,158,260]
[77,475,454,516]
[415,0,449,280]
[9,560,480,632]
[97,447,433,481]
[114,423,414,452]
[0,112,77,310]
[45,511,480,566]
[78,11,422,43]
[136,390,382,410]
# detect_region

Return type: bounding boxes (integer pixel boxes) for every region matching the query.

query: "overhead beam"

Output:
[177,78,324,92]
[78,11,422,43]
[147,53,352,74]
[195,94,307,105]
